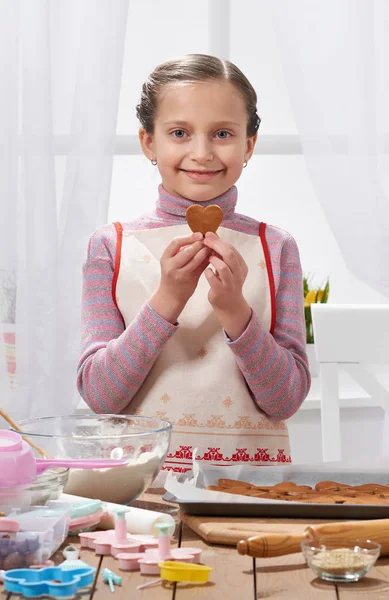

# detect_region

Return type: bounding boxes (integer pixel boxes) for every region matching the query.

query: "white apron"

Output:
[114,223,291,473]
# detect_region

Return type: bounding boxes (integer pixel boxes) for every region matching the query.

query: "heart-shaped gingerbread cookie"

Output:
[185,204,223,235]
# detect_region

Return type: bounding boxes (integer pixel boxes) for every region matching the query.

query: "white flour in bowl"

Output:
[64,450,163,504]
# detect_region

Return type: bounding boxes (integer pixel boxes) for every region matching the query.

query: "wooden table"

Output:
[7,491,389,600]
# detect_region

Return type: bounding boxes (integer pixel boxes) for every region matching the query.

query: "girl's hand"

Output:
[149,232,211,323]
[203,232,252,340]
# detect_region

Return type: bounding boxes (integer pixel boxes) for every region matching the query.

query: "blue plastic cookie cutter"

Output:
[2,565,96,598]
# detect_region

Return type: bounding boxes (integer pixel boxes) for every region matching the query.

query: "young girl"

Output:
[77,54,311,473]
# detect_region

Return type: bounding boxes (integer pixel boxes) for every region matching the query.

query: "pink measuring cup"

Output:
[0,430,127,488]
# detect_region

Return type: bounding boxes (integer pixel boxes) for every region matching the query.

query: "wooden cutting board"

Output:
[180,512,335,546]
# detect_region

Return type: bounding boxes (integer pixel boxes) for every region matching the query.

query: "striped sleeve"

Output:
[227,232,311,419]
[76,228,177,414]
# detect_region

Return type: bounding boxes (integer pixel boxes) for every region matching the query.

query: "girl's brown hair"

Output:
[136,54,261,137]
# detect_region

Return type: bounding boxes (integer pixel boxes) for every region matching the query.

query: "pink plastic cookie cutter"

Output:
[79,512,202,575]
[79,509,158,556]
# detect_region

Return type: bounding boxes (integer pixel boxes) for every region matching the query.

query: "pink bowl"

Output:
[0,431,37,488]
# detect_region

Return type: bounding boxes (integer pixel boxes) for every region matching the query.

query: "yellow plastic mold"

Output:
[158,561,212,583]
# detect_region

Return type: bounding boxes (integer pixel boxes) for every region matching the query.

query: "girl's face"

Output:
[139,80,257,202]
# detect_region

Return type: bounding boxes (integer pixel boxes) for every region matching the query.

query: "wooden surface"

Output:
[180,513,337,545]
[6,490,389,599]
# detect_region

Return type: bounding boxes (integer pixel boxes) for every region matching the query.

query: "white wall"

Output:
[288,407,385,464]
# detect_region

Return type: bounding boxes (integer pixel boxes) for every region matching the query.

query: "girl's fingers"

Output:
[204,267,218,287]
[172,240,205,269]
[163,233,203,259]
[234,248,247,271]
[204,233,240,273]
[208,255,233,286]
[204,266,223,289]
[182,246,212,273]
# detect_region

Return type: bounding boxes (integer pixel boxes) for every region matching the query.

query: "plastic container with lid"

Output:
[0,506,70,570]
[49,499,105,535]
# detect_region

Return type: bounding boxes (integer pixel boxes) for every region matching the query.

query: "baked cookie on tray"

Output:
[206,479,389,505]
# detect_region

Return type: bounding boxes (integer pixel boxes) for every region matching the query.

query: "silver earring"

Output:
[151,159,157,166]
[243,161,248,168]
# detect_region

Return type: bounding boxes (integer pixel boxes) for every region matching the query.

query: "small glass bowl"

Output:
[301,537,381,583]
[27,467,69,505]
[0,468,69,513]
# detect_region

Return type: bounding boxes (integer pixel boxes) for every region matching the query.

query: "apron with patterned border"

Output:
[114,223,291,473]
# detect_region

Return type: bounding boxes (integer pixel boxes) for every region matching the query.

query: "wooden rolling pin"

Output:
[237,518,389,558]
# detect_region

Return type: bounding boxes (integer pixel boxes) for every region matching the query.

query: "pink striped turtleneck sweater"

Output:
[77,184,311,418]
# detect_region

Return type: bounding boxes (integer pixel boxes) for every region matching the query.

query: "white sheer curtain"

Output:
[271,0,389,299]
[0,0,129,420]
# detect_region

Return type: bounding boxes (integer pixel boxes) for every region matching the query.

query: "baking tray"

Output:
[175,499,389,519]
[164,460,389,520]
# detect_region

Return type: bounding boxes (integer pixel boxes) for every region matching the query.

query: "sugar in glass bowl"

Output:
[12,415,172,505]
[301,537,381,583]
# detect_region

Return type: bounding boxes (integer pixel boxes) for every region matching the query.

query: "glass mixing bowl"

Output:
[12,415,172,505]
[0,468,69,513]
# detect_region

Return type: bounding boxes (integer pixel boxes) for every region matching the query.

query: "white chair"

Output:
[311,304,389,461]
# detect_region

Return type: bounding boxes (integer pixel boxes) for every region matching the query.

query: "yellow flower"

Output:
[304,290,317,307]
[304,289,326,307]
[303,274,330,344]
